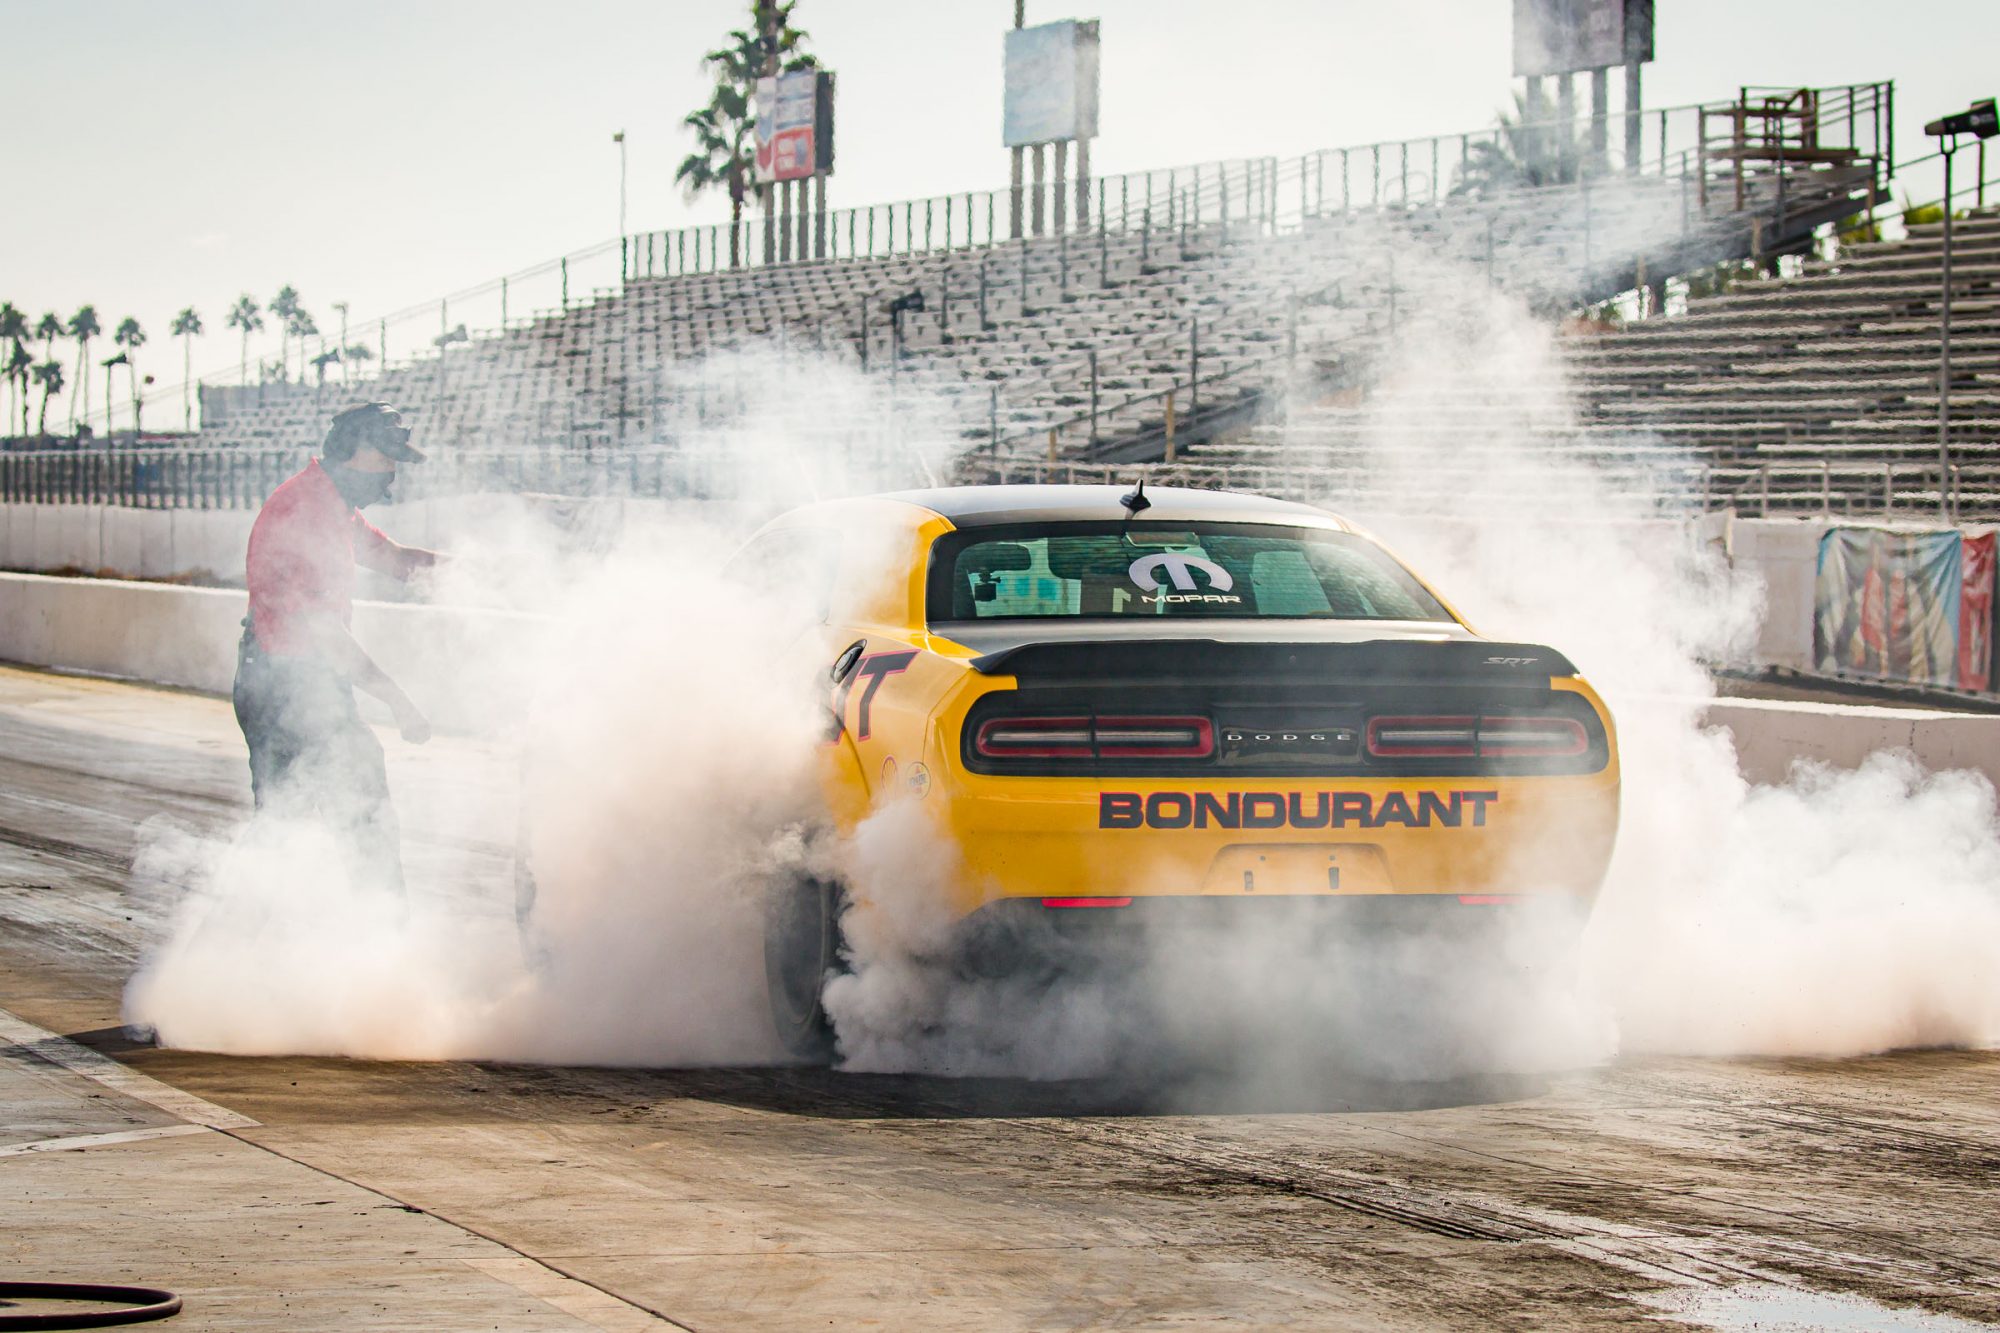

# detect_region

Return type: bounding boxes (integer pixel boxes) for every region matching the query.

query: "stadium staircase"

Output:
[1089,203,2000,522]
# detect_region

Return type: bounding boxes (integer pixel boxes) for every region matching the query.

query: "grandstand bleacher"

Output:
[1142,204,2000,522]
[4,81,1948,521]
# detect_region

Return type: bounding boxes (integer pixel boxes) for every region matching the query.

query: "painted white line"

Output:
[0,1008,258,1130]
[0,1124,211,1158]
[460,1255,692,1332]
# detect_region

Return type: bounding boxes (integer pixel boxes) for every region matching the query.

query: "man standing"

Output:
[234,401,442,894]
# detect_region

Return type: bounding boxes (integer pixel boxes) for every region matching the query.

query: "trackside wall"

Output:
[0,572,542,732]
[4,571,1999,795]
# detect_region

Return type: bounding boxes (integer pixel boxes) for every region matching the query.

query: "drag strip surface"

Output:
[1,665,1996,1330]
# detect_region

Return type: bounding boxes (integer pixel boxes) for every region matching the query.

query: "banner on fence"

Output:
[1959,529,1996,692]
[1811,526,1998,691]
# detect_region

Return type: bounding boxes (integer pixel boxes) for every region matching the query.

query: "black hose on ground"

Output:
[0,1284,181,1330]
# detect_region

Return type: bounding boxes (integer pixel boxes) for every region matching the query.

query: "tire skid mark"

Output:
[0,749,517,862]
[0,821,130,876]
[1006,1116,2000,1305]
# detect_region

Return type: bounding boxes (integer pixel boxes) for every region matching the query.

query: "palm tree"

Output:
[170,307,202,431]
[35,313,63,433]
[676,1,817,268]
[343,342,375,378]
[114,318,146,438]
[1451,92,1585,198]
[0,304,25,438]
[270,286,300,381]
[31,360,63,437]
[225,295,263,385]
[6,340,32,438]
[66,305,100,434]
[0,304,24,434]
[101,351,126,440]
[35,312,62,367]
[287,308,317,356]
[677,103,754,267]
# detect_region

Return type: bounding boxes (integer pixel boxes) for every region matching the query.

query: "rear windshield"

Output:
[928,522,1453,623]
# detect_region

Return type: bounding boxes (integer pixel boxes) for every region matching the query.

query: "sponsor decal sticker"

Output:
[1128,552,1242,606]
[832,648,918,740]
[1098,789,1499,830]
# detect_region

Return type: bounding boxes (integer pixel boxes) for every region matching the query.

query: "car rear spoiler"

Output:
[968,638,1576,684]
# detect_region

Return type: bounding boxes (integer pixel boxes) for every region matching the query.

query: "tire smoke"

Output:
[1324,262,2000,1060]
[122,220,2000,1077]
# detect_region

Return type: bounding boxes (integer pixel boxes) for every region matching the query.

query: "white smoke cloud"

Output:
[1327,252,2000,1061]
[123,351,910,1065]
[123,513,830,1064]
[124,211,2000,1079]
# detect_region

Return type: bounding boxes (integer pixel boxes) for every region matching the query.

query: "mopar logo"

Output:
[1128,552,1234,593]
[1099,789,1498,830]
[1128,553,1242,606]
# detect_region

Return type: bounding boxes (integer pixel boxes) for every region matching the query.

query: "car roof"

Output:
[875,484,1349,530]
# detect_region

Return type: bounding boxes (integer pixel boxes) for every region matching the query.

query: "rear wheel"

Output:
[764,874,845,1064]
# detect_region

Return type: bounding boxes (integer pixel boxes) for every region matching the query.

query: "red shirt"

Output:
[245,460,411,656]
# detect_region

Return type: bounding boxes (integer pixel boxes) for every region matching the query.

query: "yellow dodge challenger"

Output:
[730,484,1620,1058]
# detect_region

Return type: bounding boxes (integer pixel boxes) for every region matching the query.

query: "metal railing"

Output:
[9,84,1901,494]
[125,153,1289,438]
[1696,82,1894,227]
[106,83,1893,441]
[12,444,2000,524]
[0,446,302,510]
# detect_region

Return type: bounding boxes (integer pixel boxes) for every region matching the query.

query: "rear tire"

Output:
[764,874,845,1064]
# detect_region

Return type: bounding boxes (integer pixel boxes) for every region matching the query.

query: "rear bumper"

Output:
[954,891,1590,976]
[931,773,1619,913]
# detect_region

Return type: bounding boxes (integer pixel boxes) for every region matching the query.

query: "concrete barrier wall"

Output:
[1702,695,2000,792]
[0,573,245,693]
[0,495,764,585]
[0,572,539,732]
[6,568,1998,794]
[0,504,1885,709]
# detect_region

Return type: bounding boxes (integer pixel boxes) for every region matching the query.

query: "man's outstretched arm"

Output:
[310,619,431,744]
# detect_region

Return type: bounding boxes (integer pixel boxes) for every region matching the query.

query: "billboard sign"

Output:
[1513,0,1654,78]
[755,69,830,183]
[1003,19,1100,148]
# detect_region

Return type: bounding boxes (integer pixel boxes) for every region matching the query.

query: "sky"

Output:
[3,0,1997,413]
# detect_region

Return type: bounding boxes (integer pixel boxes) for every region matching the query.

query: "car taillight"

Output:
[1366,716,1478,758]
[1475,716,1588,757]
[973,717,1093,759]
[1094,716,1214,759]
[974,715,1214,761]
[1367,715,1588,760]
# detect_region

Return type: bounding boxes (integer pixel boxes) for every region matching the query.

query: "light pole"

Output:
[1924,98,1998,518]
[613,130,627,239]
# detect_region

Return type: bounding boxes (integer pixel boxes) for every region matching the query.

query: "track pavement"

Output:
[0,665,1995,1330]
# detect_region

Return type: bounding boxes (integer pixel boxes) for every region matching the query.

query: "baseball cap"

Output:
[325,401,427,463]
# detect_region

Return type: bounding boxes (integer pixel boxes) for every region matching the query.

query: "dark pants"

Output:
[232,626,405,895]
